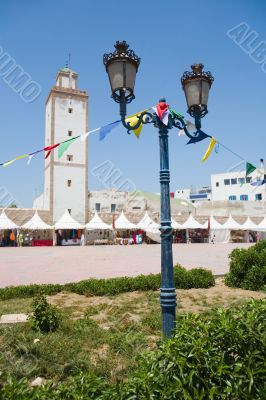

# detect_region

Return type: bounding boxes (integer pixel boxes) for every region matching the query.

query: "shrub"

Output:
[1,300,265,399]
[225,240,266,290]
[0,266,215,301]
[29,294,61,333]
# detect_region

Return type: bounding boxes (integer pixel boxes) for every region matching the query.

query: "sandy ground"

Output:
[0,243,252,288]
[48,278,266,325]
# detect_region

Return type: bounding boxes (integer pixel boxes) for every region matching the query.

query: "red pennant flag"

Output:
[44,143,59,159]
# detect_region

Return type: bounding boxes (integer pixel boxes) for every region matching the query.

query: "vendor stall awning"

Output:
[114,211,137,230]
[241,217,259,231]
[222,215,243,230]
[137,212,159,230]
[257,216,266,231]
[209,215,226,230]
[22,210,53,230]
[0,210,19,230]
[54,210,84,230]
[86,212,112,230]
[181,214,207,230]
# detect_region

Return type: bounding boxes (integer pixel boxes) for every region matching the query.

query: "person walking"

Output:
[9,231,15,247]
[18,232,24,247]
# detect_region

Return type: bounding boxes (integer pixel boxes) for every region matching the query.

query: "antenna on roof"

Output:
[65,52,71,69]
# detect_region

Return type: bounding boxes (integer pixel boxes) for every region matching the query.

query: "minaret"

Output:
[43,67,88,224]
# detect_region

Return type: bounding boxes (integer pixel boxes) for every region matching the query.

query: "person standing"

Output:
[9,231,15,247]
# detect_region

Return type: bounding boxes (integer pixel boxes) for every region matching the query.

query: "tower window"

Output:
[67,180,72,187]
[68,130,72,137]
[95,203,101,212]
[216,182,219,187]
[68,108,73,113]
[67,155,73,162]
[111,203,116,213]
[68,209,71,214]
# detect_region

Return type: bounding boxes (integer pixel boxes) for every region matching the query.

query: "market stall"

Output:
[54,210,85,246]
[21,211,54,246]
[180,214,208,243]
[0,210,19,246]
[114,211,138,244]
[86,212,114,245]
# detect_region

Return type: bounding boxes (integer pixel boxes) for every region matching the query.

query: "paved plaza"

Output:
[0,243,252,288]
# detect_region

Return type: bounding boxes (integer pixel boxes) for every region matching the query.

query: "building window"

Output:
[238,177,245,185]
[111,203,116,213]
[132,206,141,209]
[240,194,248,201]
[216,182,219,187]
[68,108,73,113]
[255,193,262,201]
[67,155,73,162]
[68,130,72,137]
[67,180,71,187]
[246,177,252,183]
[224,179,230,185]
[95,203,101,212]
[229,195,237,201]
[231,178,237,185]
[68,209,71,214]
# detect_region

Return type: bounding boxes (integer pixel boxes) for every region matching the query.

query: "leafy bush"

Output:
[1,300,265,399]
[0,266,215,300]
[225,240,266,290]
[29,294,61,333]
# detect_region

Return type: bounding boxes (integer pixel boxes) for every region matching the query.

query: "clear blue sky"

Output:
[0,0,265,207]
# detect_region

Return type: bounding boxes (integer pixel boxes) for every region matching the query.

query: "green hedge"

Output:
[0,265,215,300]
[1,299,265,399]
[225,240,266,291]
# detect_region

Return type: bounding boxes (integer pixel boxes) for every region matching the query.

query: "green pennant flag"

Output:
[169,107,184,120]
[246,162,256,176]
[58,136,79,159]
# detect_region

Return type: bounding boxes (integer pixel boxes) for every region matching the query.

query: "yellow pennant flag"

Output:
[125,109,147,138]
[202,137,217,162]
[3,159,16,167]
[16,154,28,161]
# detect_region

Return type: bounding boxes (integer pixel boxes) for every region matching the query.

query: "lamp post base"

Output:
[160,287,177,338]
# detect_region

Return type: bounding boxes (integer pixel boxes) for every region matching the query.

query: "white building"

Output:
[175,187,211,203]
[211,162,266,202]
[33,67,88,223]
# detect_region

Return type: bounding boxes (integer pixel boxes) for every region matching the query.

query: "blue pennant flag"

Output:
[186,130,210,144]
[99,120,121,141]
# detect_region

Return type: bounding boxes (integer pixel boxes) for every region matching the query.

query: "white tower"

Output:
[42,67,88,223]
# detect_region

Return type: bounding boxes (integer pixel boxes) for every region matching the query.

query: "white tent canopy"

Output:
[114,211,137,230]
[137,212,159,230]
[222,215,242,230]
[86,212,112,230]
[171,218,184,230]
[209,215,226,230]
[181,214,207,229]
[22,211,53,230]
[257,216,266,231]
[54,210,84,230]
[0,210,19,230]
[241,217,259,231]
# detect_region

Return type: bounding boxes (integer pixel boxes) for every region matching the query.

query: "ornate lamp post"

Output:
[103,41,214,338]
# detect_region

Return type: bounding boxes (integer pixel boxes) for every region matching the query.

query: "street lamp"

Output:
[103,41,214,338]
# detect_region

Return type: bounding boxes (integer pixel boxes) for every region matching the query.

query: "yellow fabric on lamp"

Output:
[126,110,147,138]
[202,137,217,162]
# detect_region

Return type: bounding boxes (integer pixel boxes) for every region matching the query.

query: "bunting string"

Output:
[0,104,261,187]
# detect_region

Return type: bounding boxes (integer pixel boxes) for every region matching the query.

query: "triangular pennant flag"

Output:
[44,143,60,159]
[246,162,256,176]
[187,130,209,144]
[58,136,79,158]
[153,101,169,126]
[125,110,147,138]
[169,107,184,120]
[202,137,217,162]
[27,154,34,165]
[3,159,16,167]
[99,120,121,141]
[16,154,28,161]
